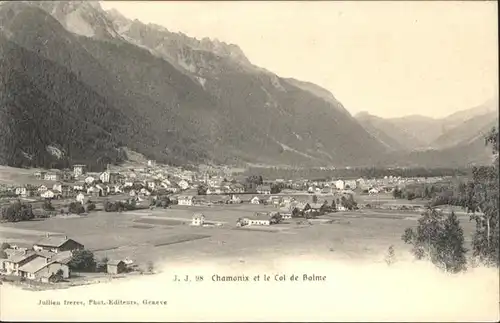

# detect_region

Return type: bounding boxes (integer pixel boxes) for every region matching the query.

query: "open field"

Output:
[0,199,478,268]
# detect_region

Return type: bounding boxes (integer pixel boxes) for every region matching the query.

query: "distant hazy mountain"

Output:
[355,112,427,151]
[0,1,389,169]
[431,110,498,149]
[356,97,498,153]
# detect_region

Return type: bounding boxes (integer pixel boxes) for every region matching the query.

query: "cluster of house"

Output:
[0,235,82,283]
[0,235,131,283]
[8,162,196,205]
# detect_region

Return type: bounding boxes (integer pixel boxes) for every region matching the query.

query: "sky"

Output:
[100,1,498,119]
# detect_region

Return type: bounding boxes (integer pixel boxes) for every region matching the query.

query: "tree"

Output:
[68,249,96,272]
[1,242,11,250]
[331,199,337,212]
[0,250,7,259]
[461,127,499,266]
[312,195,318,204]
[385,245,396,266]
[402,208,467,273]
[1,201,35,222]
[86,202,96,212]
[197,185,208,195]
[146,261,154,273]
[69,202,85,215]
[43,200,55,211]
[51,269,65,282]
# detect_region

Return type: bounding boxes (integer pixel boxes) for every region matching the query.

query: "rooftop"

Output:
[34,236,73,248]
[18,256,55,274]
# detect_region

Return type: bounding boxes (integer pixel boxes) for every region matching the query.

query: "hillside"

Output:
[355,112,426,151]
[431,111,498,149]
[0,34,127,170]
[0,1,391,168]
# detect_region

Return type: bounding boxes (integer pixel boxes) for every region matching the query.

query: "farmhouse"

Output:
[33,235,84,254]
[15,187,27,197]
[178,196,195,206]
[178,180,190,190]
[35,250,73,265]
[18,257,70,282]
[250,196,261,205]
[247,216,271,226]
[73,164,86,178]
[191,213,205,226]
[34,171,47,180]
[334,180,345,190]
[107,260,127,275]
[256,185,271,195]
[76,193,85,204]
[44,173,60,181]
[206,187,222,195]
[37,185,48,193]
[41,190,55,199]
[85,176,96,185]
[1,250,39,275]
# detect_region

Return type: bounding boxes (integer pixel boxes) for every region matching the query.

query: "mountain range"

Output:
[0,1,497,170]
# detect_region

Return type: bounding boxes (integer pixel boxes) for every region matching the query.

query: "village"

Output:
[0,160,453,288]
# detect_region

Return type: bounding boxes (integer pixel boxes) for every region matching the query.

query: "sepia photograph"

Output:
[0,0,498,321]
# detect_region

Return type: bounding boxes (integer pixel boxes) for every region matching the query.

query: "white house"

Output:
[250,196,261,205]
[147,160,156,168]
[256,185,271,195]
[345,180,357,190]
[44,173,60,181]
[18,257,70,282]
[52,183,62,193]
[248,214,271,226]
[334,180,345,190]
[41,190,55,200]
[178,196,194,206]
[146,181,156,191]
[84,176,95,185]
[191,213,205,226]
[76,193,85,204]
[73,165,86,178]
[99,172,110,183]
[124,181,133,188]
[178,180,189,190]
[15,187,27,197]
[37,185,48,193]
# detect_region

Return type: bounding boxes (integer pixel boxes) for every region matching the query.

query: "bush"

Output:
[1,201,34,222]
[43,200,55,211]
[1,242,11,250]
[402,208,467,273]
[86,203,96,212]
[68,249,96,272]
[68,202,85,215]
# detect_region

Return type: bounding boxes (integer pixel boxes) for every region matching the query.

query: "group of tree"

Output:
[402,127,499,271]
[68,249,96,272]
[43,200,55,211]
[244,166,468,182]
[402,208,467,273]
[340,194,358,210]
[1,201,35,222]
[151,195,171,209]
[68,202,85,215]
[393,182,459,201]
[104,199,137,212]
[0,242,11,259]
